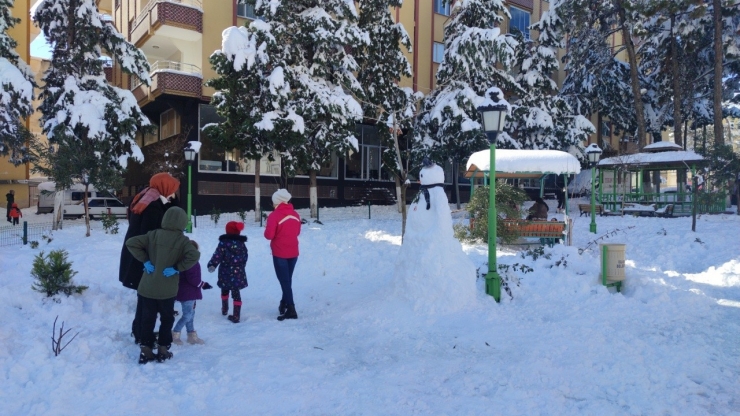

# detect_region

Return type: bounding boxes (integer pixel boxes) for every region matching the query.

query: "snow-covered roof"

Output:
[598,150,704,168]
[465,149,581,178]
[642,142,682,152]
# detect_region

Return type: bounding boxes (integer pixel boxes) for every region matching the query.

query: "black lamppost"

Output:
[184,146,196,233]
[585,143,602,234]
[477,93,508,302]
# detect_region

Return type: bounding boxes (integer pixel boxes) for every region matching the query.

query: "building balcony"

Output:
[131,60,202,106]
[129,0,203,47]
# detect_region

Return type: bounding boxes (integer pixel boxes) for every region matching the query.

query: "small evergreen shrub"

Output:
[210,207,221,225]
[237,208,247,222]
[30,241,39,249]
[31,250,87,297]
[101,213,119,234]
[457,183,528,244]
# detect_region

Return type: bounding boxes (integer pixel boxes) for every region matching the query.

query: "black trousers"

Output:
[138,295,175,349]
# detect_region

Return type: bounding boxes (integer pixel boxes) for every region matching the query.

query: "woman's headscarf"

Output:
[130,173,180,215]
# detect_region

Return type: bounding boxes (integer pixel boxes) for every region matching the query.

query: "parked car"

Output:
[63,197,127,219]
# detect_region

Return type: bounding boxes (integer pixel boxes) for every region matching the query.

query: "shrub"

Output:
[31,250,87,297]
[210,207,221,225]
[101,213,119,234]
[30,241,39,249]
[237,208,247,222]
[459,183,528,244]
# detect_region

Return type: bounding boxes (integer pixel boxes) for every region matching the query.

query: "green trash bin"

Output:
[600,243,625,292]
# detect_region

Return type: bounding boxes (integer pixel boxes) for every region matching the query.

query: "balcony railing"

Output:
[132,60,202,90]
[133,0,203,30]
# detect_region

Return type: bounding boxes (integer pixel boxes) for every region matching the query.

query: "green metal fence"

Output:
[0,221,54,247]
[599,191,727,215]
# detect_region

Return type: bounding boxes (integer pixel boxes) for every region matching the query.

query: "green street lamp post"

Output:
[585,143,602,234]
[477,94,508,302]
[184,146,196,233]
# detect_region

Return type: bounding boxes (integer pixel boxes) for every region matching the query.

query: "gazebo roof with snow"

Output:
[465,149,582,179]
[597,144,704,169]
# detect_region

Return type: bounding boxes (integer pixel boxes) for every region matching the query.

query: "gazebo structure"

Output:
[595,142,717,215]
[465,148,582,216]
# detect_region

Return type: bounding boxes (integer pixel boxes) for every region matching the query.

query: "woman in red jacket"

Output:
[264,189,301,321]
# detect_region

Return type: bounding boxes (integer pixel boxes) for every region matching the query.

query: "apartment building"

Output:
[109,0,573,212]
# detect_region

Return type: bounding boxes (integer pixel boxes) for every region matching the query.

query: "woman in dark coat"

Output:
[6,189,14,223]
[118,172,180,344]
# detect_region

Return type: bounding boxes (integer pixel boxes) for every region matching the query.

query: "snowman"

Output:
[393,159,478,313]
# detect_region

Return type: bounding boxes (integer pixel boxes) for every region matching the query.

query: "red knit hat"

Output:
[225,221,244,235]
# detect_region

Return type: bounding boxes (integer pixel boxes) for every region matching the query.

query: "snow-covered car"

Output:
[63,197,127,219]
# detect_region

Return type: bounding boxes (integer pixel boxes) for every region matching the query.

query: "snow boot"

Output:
[228,301,241,323]
[186,331,205,345]
[172,331,183,346]
[279,300,287,315]
[138,346,156,364]
[277,304,298,321]
[221,295,229,316]
[156,345,173,363]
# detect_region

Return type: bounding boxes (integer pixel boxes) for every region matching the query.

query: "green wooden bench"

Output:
[578,203,605,216]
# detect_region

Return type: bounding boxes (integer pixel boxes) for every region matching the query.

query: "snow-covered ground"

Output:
[1,200,739,415]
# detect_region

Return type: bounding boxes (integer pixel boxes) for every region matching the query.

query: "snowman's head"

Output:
[419,163,445,185]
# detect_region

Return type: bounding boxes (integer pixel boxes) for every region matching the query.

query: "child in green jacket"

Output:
[126,206,199,364]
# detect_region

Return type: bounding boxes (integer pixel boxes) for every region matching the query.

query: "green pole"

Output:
[22,221,27,245]
[486,139,501,302]
[590,166,597,233]
[186,162,193,233]
[317,204,320,223]
[368,200,371,219]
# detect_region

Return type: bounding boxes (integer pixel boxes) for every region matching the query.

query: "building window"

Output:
[237,3,257,19]
[197,104,280,175]
[433,0,451,16]
[296,153,339,178]
[433,42,445,64]
[600,120,612,138]
[345,125,392,181]
[509,6,530,40]
[160,109,180,140]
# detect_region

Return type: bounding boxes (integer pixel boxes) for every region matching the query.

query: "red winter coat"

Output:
[264,202,301,258]
[9,203,21,219]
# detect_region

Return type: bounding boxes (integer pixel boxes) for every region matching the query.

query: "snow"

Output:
[1,202,740,414]
[467,148,582,175]
[599,150,704,167]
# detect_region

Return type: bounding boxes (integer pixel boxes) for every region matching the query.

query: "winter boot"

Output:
[221,295,229,316]
[172,331,183,346]
[228,301,242,323]
[186,331,205,345]
[277,304,298,321]
[156,345,173,362]
[138,346,156,364]
[279,300,287,315]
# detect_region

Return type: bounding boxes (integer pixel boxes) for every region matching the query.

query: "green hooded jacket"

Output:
[125,206,200,299]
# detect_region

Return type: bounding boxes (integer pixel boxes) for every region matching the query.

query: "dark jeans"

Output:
[556,191,565,209]
[131,295,144,342]
[273,256,298,306]
[138,295,175,349]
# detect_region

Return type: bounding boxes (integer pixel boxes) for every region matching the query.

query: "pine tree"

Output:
[206,14,302,221]
[355,0,419,231]
[414,0,519,181]
[252,0,366,218]
[33,0,151,236]
[509,0,594,151]
[0,0,35,165]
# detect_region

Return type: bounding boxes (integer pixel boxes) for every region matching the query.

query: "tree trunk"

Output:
[395,176,402,213]
[254,158,261,222]
[453,159,460,210]
[400,181,408,240]
[618,4,647,149]
[671,17,683,147]
[309,169,317,218]
[713,0,724,145]
[83,183,91,237]
[52,189,64,231]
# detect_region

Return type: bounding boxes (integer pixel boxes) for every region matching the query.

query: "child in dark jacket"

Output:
[9,202,21,225]
[125,207,200,364]
[207,221,248,323]
[172,240,212,346]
